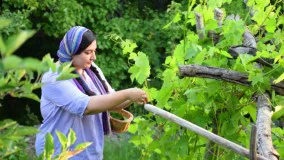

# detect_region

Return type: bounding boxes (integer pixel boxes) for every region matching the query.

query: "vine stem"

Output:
[256,0,281,36]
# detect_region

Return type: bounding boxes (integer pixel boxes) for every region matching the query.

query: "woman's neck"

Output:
[76,68,86,79]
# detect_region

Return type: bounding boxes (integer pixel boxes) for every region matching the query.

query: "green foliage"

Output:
[217,20,246,49]
[0,18,87,159]
[103,134,141,160]
[117,0,284,159]
[1,0,182,89]
[0,119,38,159]
[38,129,92,160]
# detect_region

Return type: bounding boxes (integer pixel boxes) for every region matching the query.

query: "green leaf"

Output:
[194,49,206,64]
[74,142,92,151]
[44,133,54,160]
[272,105,284,120]
[23,58,46,71]
[252,11,265,25]
[14,126,39,136]
[173,12,181,23]
[248,72,264,86]
[242,105,256,122]
[5,30,36,56]
[264,18,277,33]
[205,19,218,31]
[2,55,22,69]
[15,69,26,81]
[277,15,284,26]
[218,20,246,48]
[56,131,67,151]
[128,52,137,60]
[273,73,284,84]
[19,93,40,102]
[56,73,79,81]
[0,119,17,131]
[156,86,174,108]
[128,123,138,134]
[219,50,233,58]
[128,52,150,84]
[67,128,76,147]
[121,40,137,55]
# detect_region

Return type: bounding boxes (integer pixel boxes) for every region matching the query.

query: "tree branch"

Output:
[179,64,284,96]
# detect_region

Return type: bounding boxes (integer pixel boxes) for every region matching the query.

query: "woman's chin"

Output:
[86,63,92,68]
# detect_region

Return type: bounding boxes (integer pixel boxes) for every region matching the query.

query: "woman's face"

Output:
[72,40,97,69]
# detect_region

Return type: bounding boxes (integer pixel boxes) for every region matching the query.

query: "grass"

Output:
[104,133,141,160]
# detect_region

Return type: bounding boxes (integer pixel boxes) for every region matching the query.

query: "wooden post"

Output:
[144,104,269,160]
[256,93,280,160]
[195,13,205,39]
[249,125,257,160]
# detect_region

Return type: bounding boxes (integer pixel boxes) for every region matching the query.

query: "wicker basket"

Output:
[110,109,133,133]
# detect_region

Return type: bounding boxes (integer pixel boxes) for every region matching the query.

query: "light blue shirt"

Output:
[35,66,110,160]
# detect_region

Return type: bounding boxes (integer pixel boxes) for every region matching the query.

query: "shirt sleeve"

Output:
[41,79,90,117]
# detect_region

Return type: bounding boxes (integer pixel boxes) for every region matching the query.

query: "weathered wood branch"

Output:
[256,93,280,160]
[214,8,224,27]
[227,46,273,67]
[195,13,205,39]
[144,104,269,160]
[249,125,257,160]
[179,65,284,96]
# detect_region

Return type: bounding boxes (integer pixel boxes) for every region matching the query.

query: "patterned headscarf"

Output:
[57,26,88,63]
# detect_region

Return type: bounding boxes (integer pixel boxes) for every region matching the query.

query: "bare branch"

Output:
[179,65,284,96]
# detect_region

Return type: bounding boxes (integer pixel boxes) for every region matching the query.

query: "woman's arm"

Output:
[84,88,146,115]
[110,100,133,111]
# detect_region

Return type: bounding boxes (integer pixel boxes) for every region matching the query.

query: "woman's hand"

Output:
[127,88,148,105]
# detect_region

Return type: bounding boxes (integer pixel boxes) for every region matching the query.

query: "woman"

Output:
[35,26,148,159]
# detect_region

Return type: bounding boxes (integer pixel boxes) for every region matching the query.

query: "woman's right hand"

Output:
[127,88,148,105]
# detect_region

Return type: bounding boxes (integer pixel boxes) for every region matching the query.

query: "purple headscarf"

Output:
[57,26,88,63]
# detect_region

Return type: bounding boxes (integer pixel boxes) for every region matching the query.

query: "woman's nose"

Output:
[91,51,96,61]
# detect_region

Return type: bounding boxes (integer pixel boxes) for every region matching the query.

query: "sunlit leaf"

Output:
[272,105,284,120]
[273,73,284,84]
[67,128,76,147]
[44,133,54,160]
[74,142,92,151]
[128,52,150,84]
[19,93,40,102]
[5,30,36,56]
[56,131,67,151]
[43,54,56,72]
